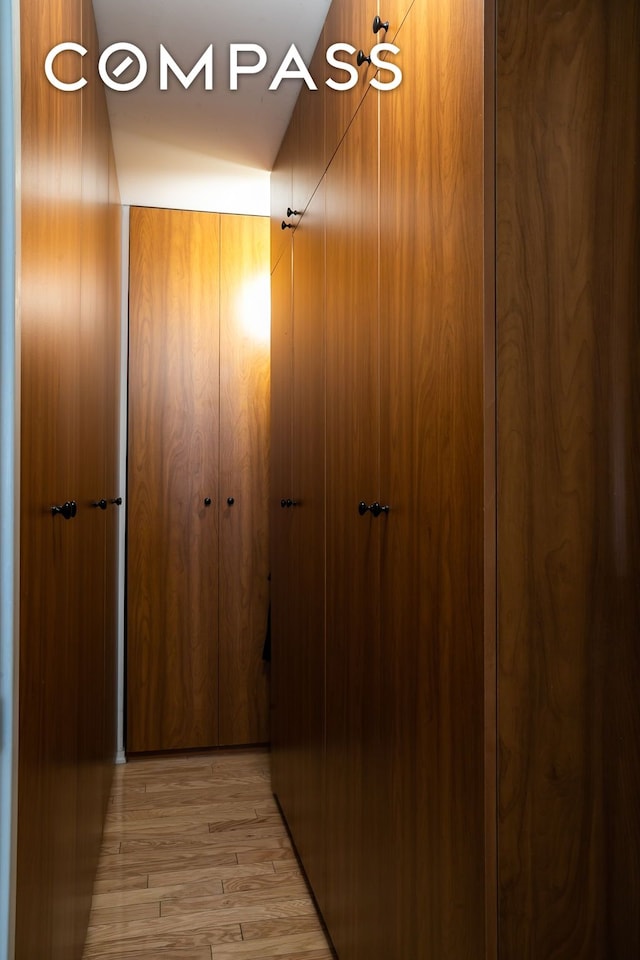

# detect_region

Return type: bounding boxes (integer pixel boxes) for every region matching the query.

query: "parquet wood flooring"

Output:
[82,749,335,960]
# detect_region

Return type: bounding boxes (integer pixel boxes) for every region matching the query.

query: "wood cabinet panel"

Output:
[270,128,294,272]
[378,1,488,955]
[127,208,221,753]
[17,0,120,956]
[17,0,84,955]
[218,214,271,746]
[378,0,415,40]
[76,6,115,938]
[290,37,326,217]
[103,142,122,804]
[324,90,380,960]
[497,1,640,956]
[286,181,327,908]
[323,0,377,165]
[269,247,294,802]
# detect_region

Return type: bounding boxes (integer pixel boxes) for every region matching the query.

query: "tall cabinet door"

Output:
[324,89,381,960]
[127,207,221,753]
[17,0,83,954]
[218,215,271,745]
[378,0,488,955]
[286,181,327,907]
[497,1,640,957]
[269,243,294,797]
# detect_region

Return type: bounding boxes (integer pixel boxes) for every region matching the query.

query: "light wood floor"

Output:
[82,748,334,960]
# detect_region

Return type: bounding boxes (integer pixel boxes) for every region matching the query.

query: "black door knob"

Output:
[204,497,212,507]
[92,499,108,510]
[287,207,301,217]
[373,15,389,33]
[281,498,287,509]
[110,497,123,506]
[281,220,294,230]
[358,501,390,517]
[51,500,77,520]
[357,50,371,67]
[227,497,235,506]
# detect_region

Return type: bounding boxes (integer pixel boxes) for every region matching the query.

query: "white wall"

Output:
[0,0,20,955]
[113,131,270,215]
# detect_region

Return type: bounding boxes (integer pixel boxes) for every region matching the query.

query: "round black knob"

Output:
[110,497,123,506]
[227,497,235,506]
[280,499,287,509]
[357,50,371,67]
[287,207,301,217]
[51,500,77,520]
[358,501,369,516]
[373,15,389,33]
[281,220,294,230]
[92,499,108,510]
[204,497,212,507]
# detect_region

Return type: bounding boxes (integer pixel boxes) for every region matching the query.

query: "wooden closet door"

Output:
[17,0,83,954]
[286,180,327,907]
[218,214,270,745]
[324,0,376,162]
[324,89,381,960]
[497,1,640,956]
[76,5,111,931]
[378,1,488,956]
[269,243,294,797]
[127,207,221,753]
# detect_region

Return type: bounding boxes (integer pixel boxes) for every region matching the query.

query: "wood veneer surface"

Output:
[81,750,334,960]
[497,0,640,956]
[323,0,376,165]
[268,249,294,808]
[218,214,271,746]
[18,4,83,954]
[285,181,327,909]
[324,90,381,960]
[18,0,121,955]
[378,0,488,955]
[270,133,294,273]
[127,207,221,753]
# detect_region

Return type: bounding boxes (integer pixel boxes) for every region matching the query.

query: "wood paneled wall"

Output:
[272,0,639,958]
[496,1,640,956]
[17,0,122,955]
[270,1,491,958]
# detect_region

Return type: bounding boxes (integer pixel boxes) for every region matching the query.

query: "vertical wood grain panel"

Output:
[218,214,271,746]
[324,90,380,960]
[270,130,294,273]
[380,0,416,39]
[497,0,640,956]
[127,207,220,753]
[269,244,294,800]
[17,0,121,955]
[323,0,376,165]
[287,180,327,909]
[378,0,488,956]
[76,2,111,938]
[18,0,83,955]
[290,36,326,216]
[103,141,122,808]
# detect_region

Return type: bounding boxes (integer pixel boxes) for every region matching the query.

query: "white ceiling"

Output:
[92,0,332,214]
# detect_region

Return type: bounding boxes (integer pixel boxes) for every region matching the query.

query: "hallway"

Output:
[82,750,334,959]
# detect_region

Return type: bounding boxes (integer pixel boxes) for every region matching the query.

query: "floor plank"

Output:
[82,749,334,960]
